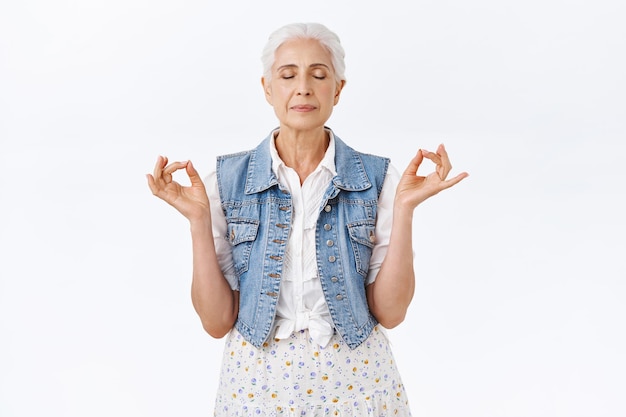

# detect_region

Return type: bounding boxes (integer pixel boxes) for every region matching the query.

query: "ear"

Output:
[261,77,272,105]
[333,80,346,105]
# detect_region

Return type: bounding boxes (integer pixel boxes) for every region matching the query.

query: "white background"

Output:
[1,1,625,416]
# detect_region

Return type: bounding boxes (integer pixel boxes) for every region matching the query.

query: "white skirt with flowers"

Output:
[213,325,412,416]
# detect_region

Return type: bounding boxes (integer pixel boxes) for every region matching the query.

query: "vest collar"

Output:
[244,129,372,195]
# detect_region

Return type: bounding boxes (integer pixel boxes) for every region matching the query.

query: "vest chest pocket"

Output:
[226,218,259,276]
[347,220,376,277]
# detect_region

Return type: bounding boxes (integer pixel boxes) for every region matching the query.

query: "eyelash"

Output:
[281,75,326,80]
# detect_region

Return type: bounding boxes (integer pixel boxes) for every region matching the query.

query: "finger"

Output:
[437,143,451,169]
[163,161,189,183]
[146,174,159,195]
[433,144,453,179]
[186,160,205,187]
[436,143,449,159]
[403,149,424,177]
[421,149,442,166]
[153,155,168,181]
[439,172,469,190]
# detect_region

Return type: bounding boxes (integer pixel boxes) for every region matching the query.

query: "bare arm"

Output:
[147,156,238,338]
[367,145,468,328]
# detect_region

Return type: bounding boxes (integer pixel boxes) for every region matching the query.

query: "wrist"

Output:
[189,214,212,233]
[393,198,416,220]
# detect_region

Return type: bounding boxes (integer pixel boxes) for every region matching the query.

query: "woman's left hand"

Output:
[395,144,468,210]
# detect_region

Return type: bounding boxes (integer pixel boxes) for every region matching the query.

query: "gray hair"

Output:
[261,23,346,83]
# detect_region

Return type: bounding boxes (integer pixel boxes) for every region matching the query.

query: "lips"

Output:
[291,104,317,111]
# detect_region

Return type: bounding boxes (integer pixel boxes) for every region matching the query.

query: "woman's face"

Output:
[262,38,345,134]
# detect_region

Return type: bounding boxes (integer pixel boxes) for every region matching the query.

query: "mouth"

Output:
[290,105,317,112]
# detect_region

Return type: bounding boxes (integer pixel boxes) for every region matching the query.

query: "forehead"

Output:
[273,38,333,68]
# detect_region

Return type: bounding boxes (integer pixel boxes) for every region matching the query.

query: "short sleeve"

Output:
[204,168,239,291]
[365,163,413,285]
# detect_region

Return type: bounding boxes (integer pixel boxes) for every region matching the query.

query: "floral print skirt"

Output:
[213,326,412,416]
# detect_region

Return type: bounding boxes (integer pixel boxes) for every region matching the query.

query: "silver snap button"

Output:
[324,204,331,212]
[326,240,334,247]
[324,223,331,231]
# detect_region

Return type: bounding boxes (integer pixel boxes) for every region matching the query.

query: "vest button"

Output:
[331,276,338,282]
[326,240,334,247]
[324,223,331,231]
[328,255,336,262]
[324,204,331,212]
[335,294,343,301]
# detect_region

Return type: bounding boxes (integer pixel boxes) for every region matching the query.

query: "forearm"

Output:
[189,217,238,338]
[367,204,415,328]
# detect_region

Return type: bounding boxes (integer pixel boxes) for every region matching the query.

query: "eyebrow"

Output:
[276,63,331,71]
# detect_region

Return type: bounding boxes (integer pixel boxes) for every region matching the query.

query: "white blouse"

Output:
[205,130,400,347]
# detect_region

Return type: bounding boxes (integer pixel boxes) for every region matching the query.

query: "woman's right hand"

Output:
[146,156,210,222]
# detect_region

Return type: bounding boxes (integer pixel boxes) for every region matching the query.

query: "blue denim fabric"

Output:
[216,130,389,349]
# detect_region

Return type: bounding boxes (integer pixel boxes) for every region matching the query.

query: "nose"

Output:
[297,78,312,96]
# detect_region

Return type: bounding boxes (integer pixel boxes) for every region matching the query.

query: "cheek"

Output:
[274,86,293,105]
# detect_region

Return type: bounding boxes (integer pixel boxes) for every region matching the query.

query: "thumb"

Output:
[186,160,204,186]
[403,149,424,177]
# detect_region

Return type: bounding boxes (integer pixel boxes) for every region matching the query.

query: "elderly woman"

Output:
[147,22,467,417]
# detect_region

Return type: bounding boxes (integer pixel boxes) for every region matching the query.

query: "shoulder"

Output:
[334,134,390,166]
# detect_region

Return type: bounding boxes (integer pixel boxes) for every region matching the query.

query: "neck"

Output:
[274,126,329,184]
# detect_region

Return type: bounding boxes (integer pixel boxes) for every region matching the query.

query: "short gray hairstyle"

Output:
[261,23,346,83]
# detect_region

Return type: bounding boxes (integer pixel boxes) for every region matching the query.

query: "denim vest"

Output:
[216,131,389,349]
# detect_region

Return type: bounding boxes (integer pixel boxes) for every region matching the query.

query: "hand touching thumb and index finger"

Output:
[146,156,210,221]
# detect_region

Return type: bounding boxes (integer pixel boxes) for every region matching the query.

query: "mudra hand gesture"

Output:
[146,156,210,222]
[396,144,469,210]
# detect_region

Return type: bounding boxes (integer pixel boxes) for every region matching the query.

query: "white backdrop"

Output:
[1,1,625,416]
